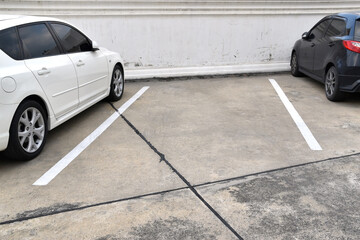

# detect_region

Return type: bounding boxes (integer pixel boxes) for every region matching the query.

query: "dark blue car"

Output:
[291,12,360,101]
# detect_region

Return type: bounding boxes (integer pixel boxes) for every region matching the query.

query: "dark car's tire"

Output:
[325,66,344,102]
[290,52,302,77]
[4,100,48,161]
[107,65,124,102]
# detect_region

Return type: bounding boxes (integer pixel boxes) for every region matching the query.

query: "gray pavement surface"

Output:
[0,73,359,239]
[198,155,360,240]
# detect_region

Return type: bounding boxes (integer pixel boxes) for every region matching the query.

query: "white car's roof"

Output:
[0,15,22,21]
[0,15,65,31]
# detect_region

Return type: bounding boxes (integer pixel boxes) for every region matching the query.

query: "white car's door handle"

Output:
[37,68,51,76]
[76,60,85,67]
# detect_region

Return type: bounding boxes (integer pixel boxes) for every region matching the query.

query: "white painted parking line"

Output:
[33,86,150,186]
[269,79,322,151]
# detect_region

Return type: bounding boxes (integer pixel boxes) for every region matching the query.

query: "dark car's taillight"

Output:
[343,40,360,53]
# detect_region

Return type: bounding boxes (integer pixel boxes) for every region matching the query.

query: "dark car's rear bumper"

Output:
[339,74,360,92]
[338,51,360,92]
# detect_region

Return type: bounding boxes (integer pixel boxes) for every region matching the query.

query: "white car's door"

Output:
[19,23,79,118]
[68,51,108,105]
[50,23,109,105]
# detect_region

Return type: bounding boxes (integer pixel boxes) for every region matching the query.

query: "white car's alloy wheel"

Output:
[18,107,45,153]
[3,100,48,161]
[108,65,124,101]
[113,68,124,98]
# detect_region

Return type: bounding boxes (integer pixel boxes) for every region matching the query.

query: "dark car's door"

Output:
[299,19,331,73]
[313,18,347,79]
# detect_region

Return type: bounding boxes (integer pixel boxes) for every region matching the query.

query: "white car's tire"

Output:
[107,65,124,102]
[4,100,48,161]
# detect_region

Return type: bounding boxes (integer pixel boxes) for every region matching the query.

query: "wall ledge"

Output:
[126,62,290,80]
[0,1,359,16]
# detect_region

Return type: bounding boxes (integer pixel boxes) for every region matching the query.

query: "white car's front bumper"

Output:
[0,103,17,151]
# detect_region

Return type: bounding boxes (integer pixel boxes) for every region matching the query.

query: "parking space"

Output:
[120,76,327,186]
[1,73,360,239]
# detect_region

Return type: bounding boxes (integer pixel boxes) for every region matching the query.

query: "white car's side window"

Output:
[18,24,61,59]
[0,27,22,60]
[51,23,92,53]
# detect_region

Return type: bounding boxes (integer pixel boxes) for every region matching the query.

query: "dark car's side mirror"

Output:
[302,32,309,39]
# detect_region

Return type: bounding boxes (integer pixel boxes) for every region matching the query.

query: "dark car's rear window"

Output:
[326,19,346,37]
[355,20,360,39]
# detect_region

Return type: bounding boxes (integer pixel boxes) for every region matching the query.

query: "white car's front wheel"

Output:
[108,65,124,102]
[4,100,48,161]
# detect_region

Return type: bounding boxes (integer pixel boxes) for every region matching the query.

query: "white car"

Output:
[0,15,125,161]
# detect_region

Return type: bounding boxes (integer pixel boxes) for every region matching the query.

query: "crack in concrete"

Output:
[0,186,188,226]
[1,148,358,228]
[193,151,360,189]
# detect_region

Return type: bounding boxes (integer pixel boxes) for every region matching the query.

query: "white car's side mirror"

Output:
[92,41,99,51]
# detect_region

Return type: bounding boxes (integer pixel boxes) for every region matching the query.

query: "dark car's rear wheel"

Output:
[4,100,48,161]
[290,52,302,77]
[325,66,344,101]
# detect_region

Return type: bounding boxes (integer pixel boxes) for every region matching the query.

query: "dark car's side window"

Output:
[51,23,92,53]
[18,24,61,59]
[0,28,22,60]
[310,20,331,39]
[325,19,346,37]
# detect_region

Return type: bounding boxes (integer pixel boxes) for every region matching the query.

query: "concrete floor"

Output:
[0,73,359,239]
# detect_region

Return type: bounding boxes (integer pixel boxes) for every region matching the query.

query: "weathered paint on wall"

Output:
[1,1,359,78]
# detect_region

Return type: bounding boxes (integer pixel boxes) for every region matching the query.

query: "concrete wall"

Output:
[1,1,360,79]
